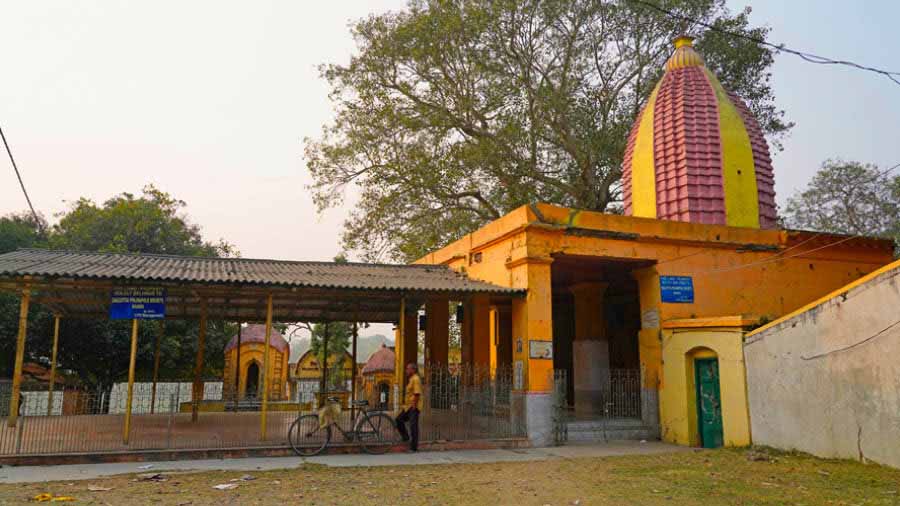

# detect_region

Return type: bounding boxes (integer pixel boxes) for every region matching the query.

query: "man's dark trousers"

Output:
[396,408,419,451]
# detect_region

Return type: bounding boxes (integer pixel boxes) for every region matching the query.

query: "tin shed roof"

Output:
[0,249,521,323]
[0,249,519,294]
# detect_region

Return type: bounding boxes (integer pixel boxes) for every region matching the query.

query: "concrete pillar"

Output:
[424,299,449,370]
[402,306,418,369]
[570,282,610,417]
[495,307,513,373]
[471,295,491,373]
[460,299,472,368]
[632,267,662,437]
[508,257,554,445]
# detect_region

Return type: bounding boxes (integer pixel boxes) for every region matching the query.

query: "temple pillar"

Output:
[508,257,554,445]
[424,298,449,370]
[495,307,513,374]
[402,305,418,369]
[632,267,662,436]
[570,282,610,417]
[471,295,491,374]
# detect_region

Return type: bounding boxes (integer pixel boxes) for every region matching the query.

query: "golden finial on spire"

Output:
[665,35,704,71]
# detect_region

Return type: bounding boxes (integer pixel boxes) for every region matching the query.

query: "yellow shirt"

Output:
[405,373,423,411]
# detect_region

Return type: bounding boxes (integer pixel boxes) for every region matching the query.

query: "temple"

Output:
[413,37,895,447]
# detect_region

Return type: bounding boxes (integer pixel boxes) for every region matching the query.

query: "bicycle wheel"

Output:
[356,412,401,455]
[288,414,330,457]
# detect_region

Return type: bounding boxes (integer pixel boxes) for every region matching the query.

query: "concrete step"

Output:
[565,418,658,442]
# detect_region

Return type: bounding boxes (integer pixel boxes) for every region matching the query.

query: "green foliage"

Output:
[306,0,791,262]
[0,185,237,387]
[50,184,235,257]
[0,213,49,376]
[783,159,900,253]
[309,322,353,389]
[0,212,48,254]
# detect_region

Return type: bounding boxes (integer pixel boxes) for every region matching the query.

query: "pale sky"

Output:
[1,0,898,264]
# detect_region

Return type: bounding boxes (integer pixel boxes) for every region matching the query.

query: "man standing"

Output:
[396,362,422,452]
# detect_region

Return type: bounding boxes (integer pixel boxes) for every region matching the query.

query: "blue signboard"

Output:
[660,276,694,303]
[110,287,166,320]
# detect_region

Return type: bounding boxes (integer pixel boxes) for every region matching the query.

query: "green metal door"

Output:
[695,358,723,448]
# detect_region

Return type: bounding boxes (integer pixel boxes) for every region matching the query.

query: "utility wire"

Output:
[627,0,900,87]
[693,234,858,276]
[801,317,900,360]
[0,124,43,231]
[657,160,898,269]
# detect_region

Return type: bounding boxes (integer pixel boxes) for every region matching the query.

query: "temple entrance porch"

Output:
[550,255,657,442]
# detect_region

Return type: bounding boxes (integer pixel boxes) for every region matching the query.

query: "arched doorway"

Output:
[245,362,261,400]
[689,349,723,449]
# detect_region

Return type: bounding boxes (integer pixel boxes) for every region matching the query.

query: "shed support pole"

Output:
[47,316,61,417]
[123,318,139,444]
[260,294,273,440]
[395,297,406,400]
[8,287,30,428]
[150,321,163,414]
[351,322,358,418]
[234,322,242,408]
[320,323,330,394]
[192,299,207,423]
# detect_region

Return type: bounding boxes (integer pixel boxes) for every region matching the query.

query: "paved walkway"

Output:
[0,441,688,484]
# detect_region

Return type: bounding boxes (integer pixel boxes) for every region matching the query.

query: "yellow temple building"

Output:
[290,349,354,408]
[409,37,896,448]
[359,344,396,410]
[223,324,290,402]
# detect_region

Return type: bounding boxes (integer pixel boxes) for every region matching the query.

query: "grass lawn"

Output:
[1,448,898,505]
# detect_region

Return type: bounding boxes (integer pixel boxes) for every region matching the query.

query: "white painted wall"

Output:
[107,382,223,414]
[744,262,900,468]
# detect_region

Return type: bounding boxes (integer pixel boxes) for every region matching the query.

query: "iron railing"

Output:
[552,368,643,431]
[552,369,568,445]
[0,365,525,456]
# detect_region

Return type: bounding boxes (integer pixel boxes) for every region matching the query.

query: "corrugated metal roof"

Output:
[0,249,521,295]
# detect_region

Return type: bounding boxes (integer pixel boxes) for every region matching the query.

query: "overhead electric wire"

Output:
[0,124,43,231]
[693,234,859,277]
[627,0,900,87]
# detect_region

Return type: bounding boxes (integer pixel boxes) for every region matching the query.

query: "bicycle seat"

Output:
[351,400,369,407]
[327,396,340,403]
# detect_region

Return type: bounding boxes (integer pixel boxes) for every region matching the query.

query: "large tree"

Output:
[0,213,50,378]
[306,0,791,262]
[782,159,900,251]
[0,186,237,393]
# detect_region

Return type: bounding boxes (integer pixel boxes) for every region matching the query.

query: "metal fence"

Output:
[552,368,643,444]
[552,369,568,445]
[0,365,525,457]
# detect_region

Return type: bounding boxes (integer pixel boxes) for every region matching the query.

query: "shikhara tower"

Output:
[622,36,777,229]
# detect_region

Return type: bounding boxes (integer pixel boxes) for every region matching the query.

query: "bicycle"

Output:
[288,397,400,456]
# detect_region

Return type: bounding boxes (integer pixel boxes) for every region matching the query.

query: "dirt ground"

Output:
[1,447,898,505]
